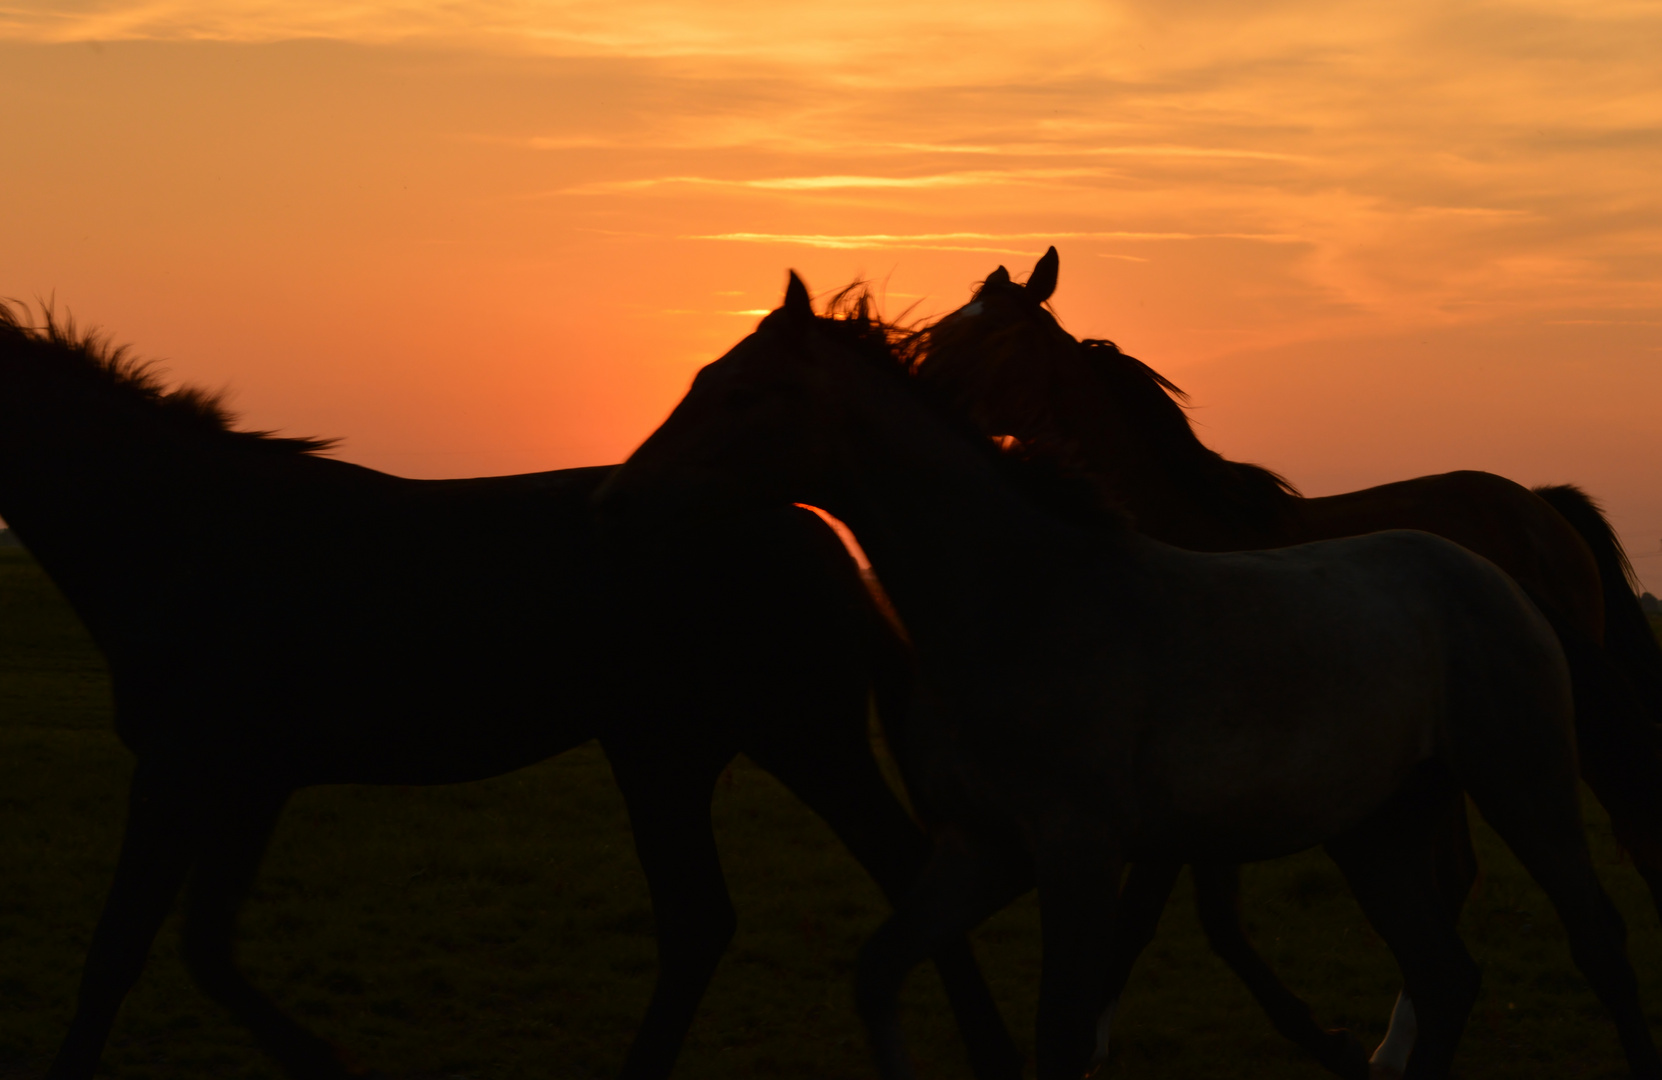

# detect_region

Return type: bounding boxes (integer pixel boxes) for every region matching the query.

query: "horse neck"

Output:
[815,385,1099,695]
[1045,349,1289,549]
[0,395,231,634]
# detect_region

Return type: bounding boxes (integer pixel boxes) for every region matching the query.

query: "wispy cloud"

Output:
[1080,144,1313,162]
[658,307,774,316]
[1408,205,1537,219]
[0,0,1121,79]
[1543,318,1662,326]
[690,230,1305,252]
[485,131,1314,161]
[6,0,1662,596]
[562,168,1115,194]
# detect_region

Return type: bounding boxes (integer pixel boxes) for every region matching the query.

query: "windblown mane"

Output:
[1077,336,1299,510]
[811,285,1130,533]
[0,301,336,455]
[905,294,1299,536]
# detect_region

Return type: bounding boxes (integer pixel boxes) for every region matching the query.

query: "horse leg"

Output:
[1031,824,1123,1080]
[1324,828,1479,1080]
[46,764,204,1080]
[1368,801,1479,1078]
[1559,627,1662,925]
[181,785,369,1079]
[1091,861,1181,1062]
[1190,861,1369,1079]
[1463,770,1662,1077]
[745,724,1023,1080]
[855,829,1033,1080]
[603,735,738,1080]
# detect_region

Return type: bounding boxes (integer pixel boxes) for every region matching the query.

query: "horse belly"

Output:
[1127,700,1439,863]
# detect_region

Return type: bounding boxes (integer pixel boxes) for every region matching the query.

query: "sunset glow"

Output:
[3,1,1659,585]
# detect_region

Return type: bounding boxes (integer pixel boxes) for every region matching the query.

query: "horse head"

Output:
[597,272,893,534]
[909,247,1081,453]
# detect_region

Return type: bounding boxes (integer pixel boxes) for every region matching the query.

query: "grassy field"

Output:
[3,544,1662,1079]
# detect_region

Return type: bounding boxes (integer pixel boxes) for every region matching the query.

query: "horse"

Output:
[0,303,1020,1080]
[595,274,1660,1080]
[905,247,1662,1076]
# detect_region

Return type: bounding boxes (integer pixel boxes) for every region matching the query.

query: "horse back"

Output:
[101,457,884,786]
[1104,529,1569,861]
[90,459,617,780]
[1292,470,1603,640]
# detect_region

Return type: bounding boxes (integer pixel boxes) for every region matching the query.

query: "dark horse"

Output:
[597,276,1660,1080]
[0,304,1019,1080]
[907,248,1662,1076]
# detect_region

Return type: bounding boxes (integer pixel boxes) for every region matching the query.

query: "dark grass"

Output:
[3,544,1661,1078]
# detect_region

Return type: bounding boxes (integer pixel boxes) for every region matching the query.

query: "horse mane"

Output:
[808,285,1131,533]
[0,301,337,456]
[906,294,1299,535]
[1076,336,1299,507]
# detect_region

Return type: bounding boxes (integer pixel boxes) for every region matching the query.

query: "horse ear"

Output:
[984,266,1012,289]
[1025,246,1059,303]
[783,271,814,322]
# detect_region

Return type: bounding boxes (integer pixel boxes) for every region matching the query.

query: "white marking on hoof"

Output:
[1092,997,1119,1065]
[1369,991,1415,1077]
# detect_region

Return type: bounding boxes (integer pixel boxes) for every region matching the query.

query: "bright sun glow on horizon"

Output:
[2,1,1660,585]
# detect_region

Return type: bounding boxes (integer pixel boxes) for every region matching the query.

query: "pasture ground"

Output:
[2,545,1661,1079]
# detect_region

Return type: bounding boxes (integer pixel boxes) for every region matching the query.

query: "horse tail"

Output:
[1533,483,1662,722]
[1533,484,1662,923]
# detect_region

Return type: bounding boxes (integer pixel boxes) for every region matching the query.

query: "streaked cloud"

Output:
[656,308,774,316]
[564,169,1116,194]
[1080,145,1313,162]
[2,0,1658,585]
[0,0,1121,80]
[488,132,1316,161]
[1545,319,1662,326]
[691,231,1306,253]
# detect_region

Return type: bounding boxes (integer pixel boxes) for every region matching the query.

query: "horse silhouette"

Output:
[907,247,1662,1076]
[0,303,1017,1080]
[597,275,1659,1080]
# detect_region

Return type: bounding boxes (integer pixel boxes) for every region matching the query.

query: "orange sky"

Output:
[3,2,1660,588]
